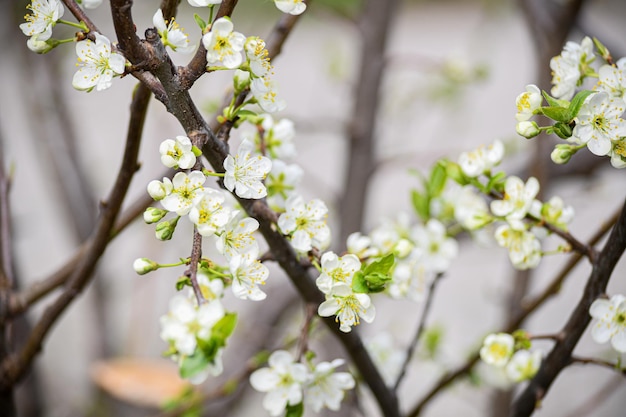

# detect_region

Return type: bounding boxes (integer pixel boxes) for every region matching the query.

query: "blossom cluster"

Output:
[479,332,542,383]
[249,350,355,416]
[515,36,626,169]
[589,294,626,353]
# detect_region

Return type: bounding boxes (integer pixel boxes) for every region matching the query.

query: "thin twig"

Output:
[568,356,626,375]
[186,230,206,305]
[393,273,443,391]
[296,303,317,361]
[0,83,152,389]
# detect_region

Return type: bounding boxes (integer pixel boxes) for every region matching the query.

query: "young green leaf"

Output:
[566,90,594,120]
[285,402,304,417]
[427,163,447,198]
[180,353,210,379]
[411,190,430,221]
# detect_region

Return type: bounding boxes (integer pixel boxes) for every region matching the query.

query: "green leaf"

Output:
[538,106,571,123]
[566,90,594,120]
[421,325,444,359]
[213,313,237,340]
[552,122,573,139]
[362,272,391,293]
[364,253,395,276]
[411,190,430,221]
[351,270,369,293]
[442,160,468,185]
[541,90,568,108]
[176,276,192,291]
[285,402,304,417]
[427,163,447,198]
[193,14,207,31]
[180,353,209,379]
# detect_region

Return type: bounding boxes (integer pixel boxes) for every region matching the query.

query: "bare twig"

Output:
[339,0,399,245]
[511,196,626,417]
[0,83,152,389]
[568,356,626,375]
[393,273,443,391]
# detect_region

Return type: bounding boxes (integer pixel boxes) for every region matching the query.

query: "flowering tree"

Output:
[1,0,626,417]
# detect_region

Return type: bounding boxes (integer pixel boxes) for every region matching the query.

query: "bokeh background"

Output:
[2,0,626,416]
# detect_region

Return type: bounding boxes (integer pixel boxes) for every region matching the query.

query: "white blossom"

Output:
[249,350,308,416]
[251,77,286,113]
[305,359,355,412]
[159,135,196,169]
[277,194,331,252]
[147,177,173,201]
[188,0,222,6]
[274,0,307,15]
[550,36,594,100]
[505,350,541,382]
[188,189,230,237]
[458,139,504,178]
[153,9,195,53]
[224,139,272,199]
[265,159,303,211]
[229,251,269,301]
[216,211,259,259]
[315,251,361,295]
[490,176,540,224]
[160,171,206,216]
[410,219,458,273]
[20,0,64,41]
[480,333,514,367]
[72,33,126,92]
[597,59,626,100]
[261,115,297,159]
[573,92,626,156]
[515,84,542,122]
[202,17,245,69]
[245,37,271,78]
[318,283,375,333]
[589,294,626,353]
[494,224,542,270]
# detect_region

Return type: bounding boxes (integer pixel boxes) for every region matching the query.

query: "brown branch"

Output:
[407,203,620,417]
[0,83,152,389]
[0,128,15,289]
[339,0,399,245]
[511,196,626,417]
[394,273,443,391]
[568,356,626,375]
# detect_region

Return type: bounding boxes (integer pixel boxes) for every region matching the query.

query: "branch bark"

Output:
[339,0,399,245]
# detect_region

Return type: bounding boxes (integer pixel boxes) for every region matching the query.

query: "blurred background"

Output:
[2,0,626,416]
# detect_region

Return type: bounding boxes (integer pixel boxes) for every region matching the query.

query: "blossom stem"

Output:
[569,356,626,375]
[57,19,89,31]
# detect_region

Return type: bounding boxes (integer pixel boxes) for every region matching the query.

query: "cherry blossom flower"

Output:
[277,194,331,252]
[251,77,286,113]
[229,251,269,301]
[245,37,271,78]
[609,139,626,168]
[515,84,542,122]
[530,196,574,231]
[72,33,126,92]
[274,0,307,15]
[494,224,542,270]
[550,36,594,100]
[147,177,173,201]
[410,219,458,273]
[453,185,491,230]
[188,189,230,237]
[202,17,245,69]
[505,350,541,382]
[458,139,504,178]
[224,139,272,199]
[597,58,626,100]
[153,9,194,53]
[305,359,355,412]
[188,0,222,6]
[490,176,540,224]
[589,294,626,353]
[573,92,626,156]
[265,159,303,211]
[260,115,297,159]
[388,255,430,302]
[315,251,361,295]
[159,293,225,356]
[216,211,259,259]
[480,333,515,367]
[249,350,308,416]
[346,232,379,259]
[318,283,375,333]
[20,0,64,41]
[160,171,206,216]
[159,135,197,169]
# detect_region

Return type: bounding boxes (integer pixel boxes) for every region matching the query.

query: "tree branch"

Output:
[511,196,626,417]
[0,83,152,389]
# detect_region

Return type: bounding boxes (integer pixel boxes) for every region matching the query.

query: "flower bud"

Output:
[393,238,413,258]
[27,35,54,54]
[516,121,540,139]
[133,258,158,275]
[550,144,575,164]
[552,122,573,139]
[147,179,171,201]
[233,69,251,93]
[143,207,168,224]
[155,217,179,241]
